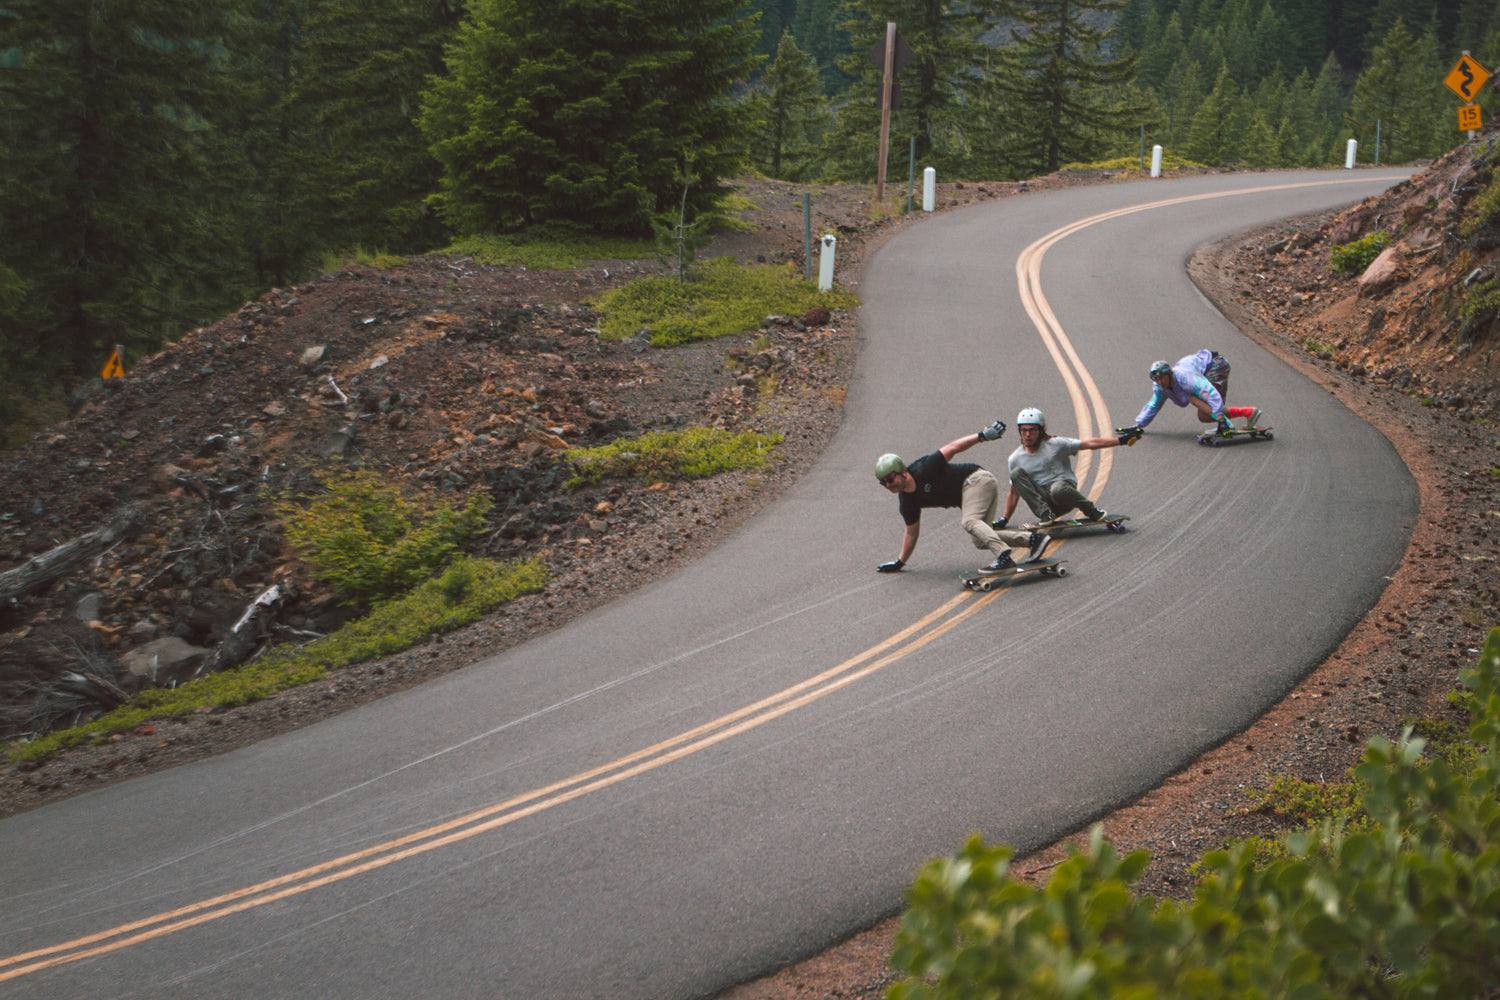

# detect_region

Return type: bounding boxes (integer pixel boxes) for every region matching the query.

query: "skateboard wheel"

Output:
[1263,430,1274,440]
[1055,567,1067,577]
[979,581,994,592]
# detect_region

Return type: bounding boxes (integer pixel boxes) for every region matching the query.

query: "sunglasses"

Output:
[880,471,904,487]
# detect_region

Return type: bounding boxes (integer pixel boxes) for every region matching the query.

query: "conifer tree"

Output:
[792,0,854,93]
[1182,63,1247,164]
[821,0,1005,182]
[296,0,460,256]
[0,0,246,378]
[1347,19,1445,164]
[986,0,1150,176]
[418,0,760,237]
[223,0,319,290]
[747,30,830,180]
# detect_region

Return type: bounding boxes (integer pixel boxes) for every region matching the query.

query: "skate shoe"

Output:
[978,551,1016,575]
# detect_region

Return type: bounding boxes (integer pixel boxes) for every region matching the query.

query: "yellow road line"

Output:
[1018,177,1383,549]
[2,590,1004,979]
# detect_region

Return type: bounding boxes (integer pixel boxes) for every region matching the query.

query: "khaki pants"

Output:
[960,470,1033,556]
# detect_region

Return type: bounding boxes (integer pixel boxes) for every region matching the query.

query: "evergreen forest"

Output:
[3,0,1499,437]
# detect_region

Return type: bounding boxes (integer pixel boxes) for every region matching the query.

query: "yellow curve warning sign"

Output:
[1445,53,1490,103]
[101,347,125,379]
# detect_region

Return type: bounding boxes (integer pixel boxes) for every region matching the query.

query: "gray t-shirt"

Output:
[1007,436,1081,488]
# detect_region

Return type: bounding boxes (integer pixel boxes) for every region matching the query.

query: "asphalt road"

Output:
[0,168,1418,1000]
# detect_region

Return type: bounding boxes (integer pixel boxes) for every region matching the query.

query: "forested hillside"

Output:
[3,0,1498,447]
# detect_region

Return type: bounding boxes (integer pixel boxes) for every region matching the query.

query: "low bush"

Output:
[443,226,655,269]
[891,627,1500,999]
[1328,231,1391,273]
[591,256,858,346]
[564,426,783,490]
[278,470,492,606]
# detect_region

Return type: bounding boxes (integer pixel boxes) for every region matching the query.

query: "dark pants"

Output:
[1206,352,1230,398]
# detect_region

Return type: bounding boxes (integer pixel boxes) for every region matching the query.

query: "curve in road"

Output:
[0,169,1417,1000]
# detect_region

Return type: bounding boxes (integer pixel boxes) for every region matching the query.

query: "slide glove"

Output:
[977,419,1007,442]
[1116,426,1144,446]
[991,516,1008,530]
[1216,416,1233,435]
[876,559,905,573]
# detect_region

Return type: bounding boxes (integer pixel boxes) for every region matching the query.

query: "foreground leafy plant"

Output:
[592,256,858,346]
[278,470,492,606]
[564,427,782,490]
[1328,231,1391,273]
[891,627,1500,999]
[8,557,548,761]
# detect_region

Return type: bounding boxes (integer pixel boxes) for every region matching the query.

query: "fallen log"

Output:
[0,504,145,605]
[196,583,284,676]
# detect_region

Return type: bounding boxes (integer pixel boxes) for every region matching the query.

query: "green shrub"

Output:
[591,256,859,346]
[7,556,548,761]
[278,470,492,606]
[1328,231,1391,273]
[1459,171,1500,238]
[891,627,1500,999]
[564,426,782,490]
[1458,277,1500,336]
[1234,773,1364,825]
[321,246,408,272]
[443,226,655,269]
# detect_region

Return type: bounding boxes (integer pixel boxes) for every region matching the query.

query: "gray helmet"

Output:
[874,453,906,480]
[1016,407,1045,429]
[1149,360,1172,379]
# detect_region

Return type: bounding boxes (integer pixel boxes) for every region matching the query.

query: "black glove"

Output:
[1116,426,1144,446]
[877,559,905,573]
[1216,416,1232,435]
[977,419,1006,442]
[991,516,1008,530]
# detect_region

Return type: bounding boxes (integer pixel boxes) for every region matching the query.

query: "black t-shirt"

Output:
[897,451,979,525]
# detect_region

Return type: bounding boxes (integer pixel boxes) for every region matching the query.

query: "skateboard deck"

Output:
[1023,514,1129,534]
[961,556,1067,592]
[1198,426,1273,446]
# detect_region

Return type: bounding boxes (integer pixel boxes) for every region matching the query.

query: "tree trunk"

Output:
[0,504,145,605]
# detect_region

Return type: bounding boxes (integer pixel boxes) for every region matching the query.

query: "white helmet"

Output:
[1016,407,1046,429]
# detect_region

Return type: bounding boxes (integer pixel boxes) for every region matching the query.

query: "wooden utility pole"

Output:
[877,22,895,201]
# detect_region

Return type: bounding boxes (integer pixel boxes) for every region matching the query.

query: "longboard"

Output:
[1022,515,1129,535]
[1198,426,1273,446]
[961,556,1067,592]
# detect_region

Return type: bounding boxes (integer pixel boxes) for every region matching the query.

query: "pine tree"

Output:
[1135,11,1189,92]
[296,0,460,255]
[1182,63,1247,164]
[820,0,1005,182]
[792,0,854,93]
[222,0,319,290]
[747,30,830,180]
[986,0,1150,176]
[0,0,248,378]
[1347,19,1446,164]
[417,0,760,237]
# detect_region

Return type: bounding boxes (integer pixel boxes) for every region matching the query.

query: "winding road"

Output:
[0,168,1417,1000]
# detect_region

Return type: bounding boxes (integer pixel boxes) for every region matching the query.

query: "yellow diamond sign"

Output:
[1445,53,1490,103]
